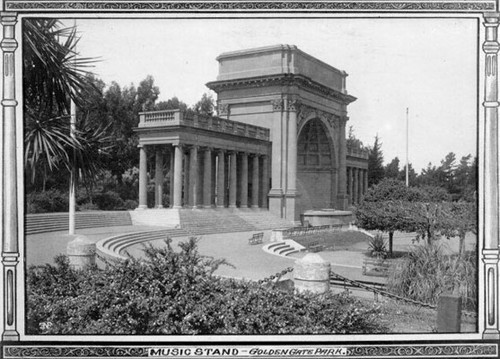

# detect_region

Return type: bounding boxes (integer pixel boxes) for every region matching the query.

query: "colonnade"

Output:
[138,144,269,209]
[346,166,368,205]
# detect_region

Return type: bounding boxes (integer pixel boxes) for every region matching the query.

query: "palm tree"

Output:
[23,19,109,189]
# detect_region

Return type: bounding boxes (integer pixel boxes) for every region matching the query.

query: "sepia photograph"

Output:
[1,1,499,358]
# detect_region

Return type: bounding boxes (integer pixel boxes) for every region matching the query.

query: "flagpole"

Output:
[405,107,409,187]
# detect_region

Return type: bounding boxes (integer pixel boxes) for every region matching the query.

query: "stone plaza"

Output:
[134,45,368,224]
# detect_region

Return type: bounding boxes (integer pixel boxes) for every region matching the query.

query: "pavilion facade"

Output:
[134,45,368,224]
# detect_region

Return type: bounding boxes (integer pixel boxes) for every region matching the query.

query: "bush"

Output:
[387,244,477,311]
[92,190,125,210]
[368,234,387,258]
[27,238,386,335]
[123,199,138,210]
[26,189,69,213]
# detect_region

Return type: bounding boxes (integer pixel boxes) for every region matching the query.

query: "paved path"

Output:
[26,226,477,286]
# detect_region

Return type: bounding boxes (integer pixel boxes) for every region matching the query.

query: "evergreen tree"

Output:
[384,157,400,179]
[368,135,384,186]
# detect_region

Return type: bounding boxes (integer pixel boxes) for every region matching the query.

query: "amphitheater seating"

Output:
[25,211,133,235]
[97,228,189,261]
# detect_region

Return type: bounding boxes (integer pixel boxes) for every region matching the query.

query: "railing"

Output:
[138,109,270,141]
[347,146,369,159]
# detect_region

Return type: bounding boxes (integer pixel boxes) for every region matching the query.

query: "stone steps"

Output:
[129,208,180,228]
[97,228,189,261]
[25,211,133,235]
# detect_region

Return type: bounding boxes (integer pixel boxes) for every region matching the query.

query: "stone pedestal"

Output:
[294,253,330,294]
[67,235,96,270]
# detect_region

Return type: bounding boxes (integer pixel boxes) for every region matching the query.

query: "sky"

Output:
[72,17,478,172]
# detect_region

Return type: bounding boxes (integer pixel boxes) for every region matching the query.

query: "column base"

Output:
[268,188,283,197]
[155,205,164,209]
[203,205,213,209]
[229,204,237,208]
[240,205,248,209]
[251,205,259,209]
[2,330,20,341]
[336,194,349,211]
[136,205,148,210]
[482,330,500,340]
[217,205,226,209]
[172,205,183,209]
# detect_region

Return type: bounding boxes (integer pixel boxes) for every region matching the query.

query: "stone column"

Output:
[172,145,183,209]
[346,167,352,205]
[337,117,348,209]
[169,148,175,207]
[188,146,198,208]
[138,145,148,209]
[285,99,299,222]
[482,13,500,340]
[261,155,269,208]
[182,151,189,206]
[1,12,19,341]
[203,148,213,208]
[240,152,249,208]
[354,168,359,205]
[268,99,284,216]
[251,154,260,208]
[229,151,237,208]
[217,149,226,208]
[155,149,164,208]
[196,150,204,208]
[364,169,368,196]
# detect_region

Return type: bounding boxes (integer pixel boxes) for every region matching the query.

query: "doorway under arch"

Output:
[296,118,337,215]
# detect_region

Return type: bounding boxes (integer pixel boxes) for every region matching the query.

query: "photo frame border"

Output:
[1,1,499,357]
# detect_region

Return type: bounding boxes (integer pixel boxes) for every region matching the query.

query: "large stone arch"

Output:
[296,112,339,215]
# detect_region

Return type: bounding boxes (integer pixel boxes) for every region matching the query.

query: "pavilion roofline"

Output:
[206,74,356,105]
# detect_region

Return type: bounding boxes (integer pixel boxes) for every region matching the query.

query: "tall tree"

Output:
[384,157,400,179]
[193,93,215,115]
[23,19,105,189]
[367,135,384,186]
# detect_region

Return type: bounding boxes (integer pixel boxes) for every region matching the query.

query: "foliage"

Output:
[384,157,400,179]
[355,179,457,253]
[367,135,384,186]
[23,20,112,191]
[193,93,215,115]
[387,244,477,311]
[26,189,70,213]
[368,234,388,259]
[346,126,366,151]
[27,238,386,335]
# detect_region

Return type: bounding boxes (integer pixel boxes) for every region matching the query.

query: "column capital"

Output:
[287,98,301,112]
[483,12,500,24]
[217,103,230,116]
[0,12,18,26]
[271,99,284,112]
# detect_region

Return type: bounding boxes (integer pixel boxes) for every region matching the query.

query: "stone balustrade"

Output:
[138,109,270,141]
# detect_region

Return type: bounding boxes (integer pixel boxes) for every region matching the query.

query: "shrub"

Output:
[387,244,477,310]
[92,190,125,210]
[368,234,387,259]
[26,189,69,213]
[27,238,386,335]
[123,199,138,210]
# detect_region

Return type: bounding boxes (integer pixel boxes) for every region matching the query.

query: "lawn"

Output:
[292,229,372,251]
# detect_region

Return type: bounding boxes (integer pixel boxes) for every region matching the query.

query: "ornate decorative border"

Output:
[2,344,498,357]
[1,0,499,357]
[3,1,497,12]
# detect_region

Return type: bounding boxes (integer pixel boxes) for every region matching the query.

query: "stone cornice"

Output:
[207,74,356,105]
